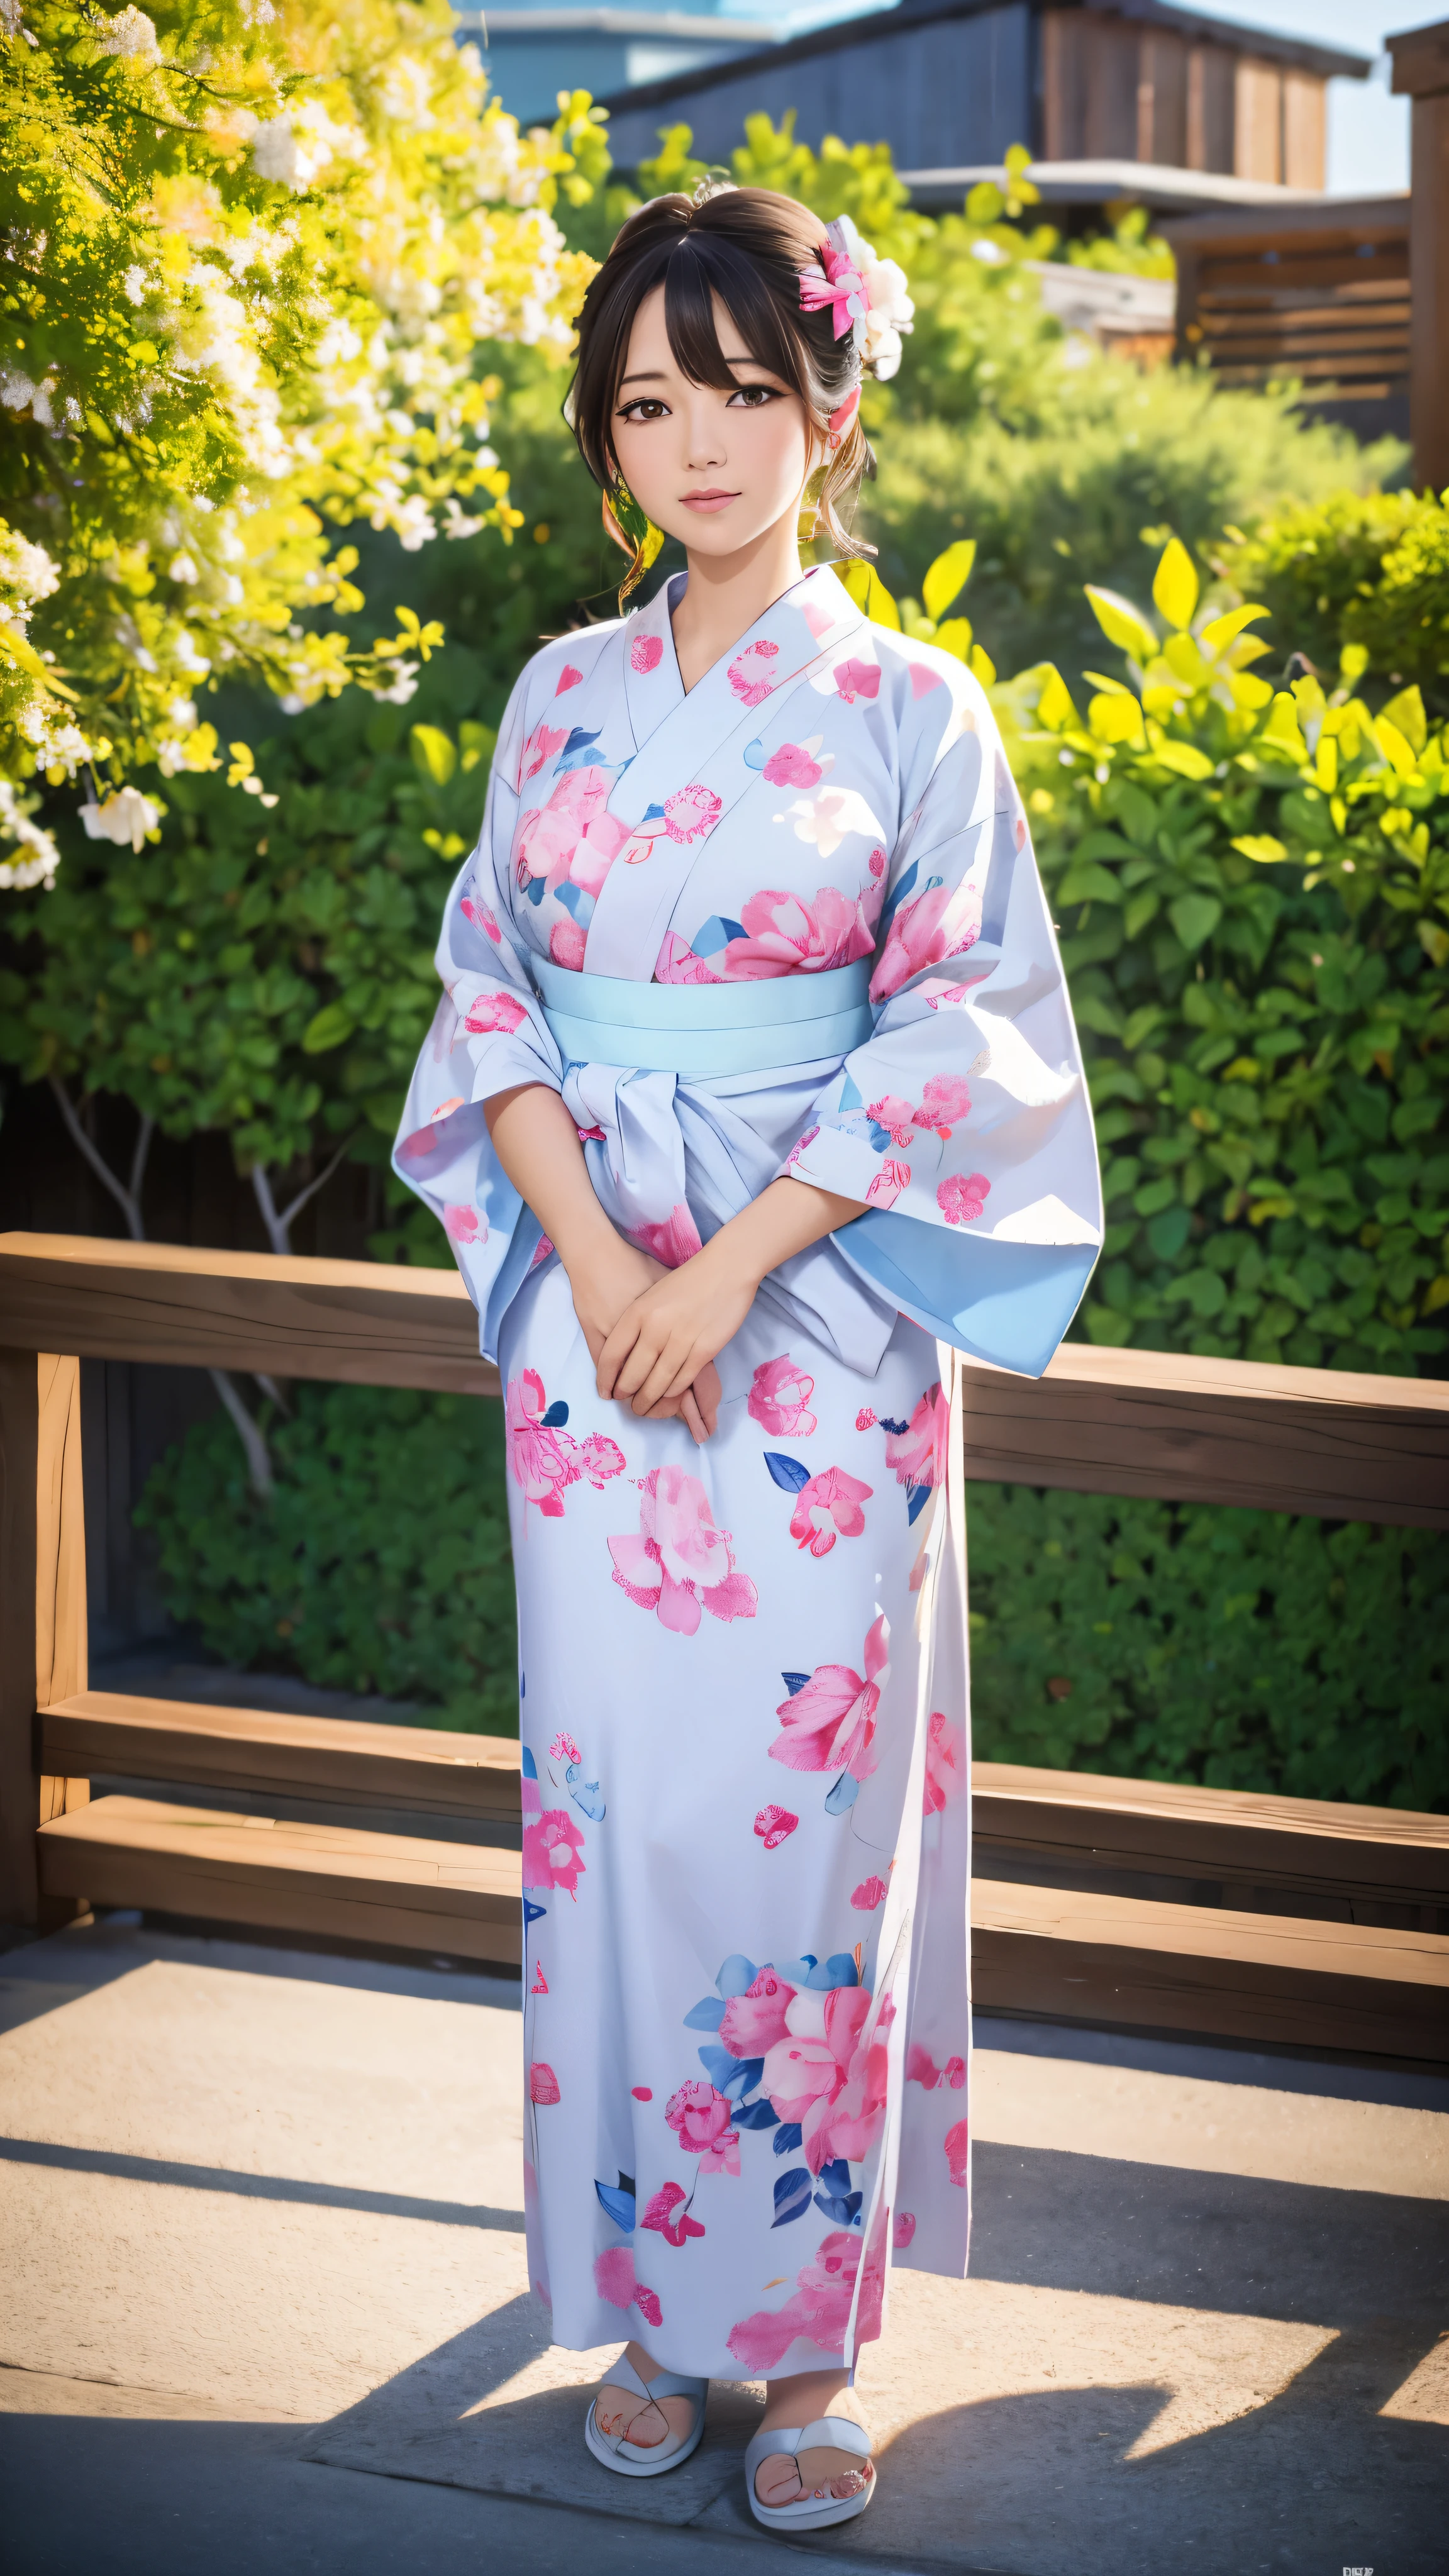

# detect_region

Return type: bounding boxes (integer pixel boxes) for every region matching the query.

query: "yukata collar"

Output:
[621,561,863,746]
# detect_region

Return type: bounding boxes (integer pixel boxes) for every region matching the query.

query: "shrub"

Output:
[967,1486,1448,1810]
[997,543,1449,1374]
[135,1383,518,1731]
[1217,489,1449,716]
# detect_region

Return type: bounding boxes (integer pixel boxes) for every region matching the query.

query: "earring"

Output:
[602,475,663,612]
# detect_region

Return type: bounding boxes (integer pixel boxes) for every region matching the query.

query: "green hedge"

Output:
[135,1384,518,1733]
[133,1384,1448,1806]
[967,1488,1446,1809]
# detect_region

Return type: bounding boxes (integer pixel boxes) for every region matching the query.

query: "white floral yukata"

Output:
[395,562,1101,2379]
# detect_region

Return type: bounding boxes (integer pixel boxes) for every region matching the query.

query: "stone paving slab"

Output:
[1,1916,1446,2575]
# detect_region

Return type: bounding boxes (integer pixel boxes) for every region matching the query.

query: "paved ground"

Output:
[1,1912,1446,2576]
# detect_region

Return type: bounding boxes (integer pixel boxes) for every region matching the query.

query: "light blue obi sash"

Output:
[534,957,874,1079]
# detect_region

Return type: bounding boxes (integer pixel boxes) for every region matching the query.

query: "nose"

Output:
[680,391,726,473]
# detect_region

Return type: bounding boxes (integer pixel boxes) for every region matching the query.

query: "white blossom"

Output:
[369,659,419,705]
[0,780,60,891]
[0,370,55,428]
[94,8,158,58]
[79,787,161,850]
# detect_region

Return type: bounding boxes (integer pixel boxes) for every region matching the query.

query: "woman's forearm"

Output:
[706,1174,867,1287]
[484,1083,617,1268]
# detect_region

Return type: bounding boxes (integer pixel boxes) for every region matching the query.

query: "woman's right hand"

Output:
[564,1232,720,1443]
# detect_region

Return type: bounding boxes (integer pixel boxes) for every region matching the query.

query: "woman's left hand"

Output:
[596,1235,759,1424]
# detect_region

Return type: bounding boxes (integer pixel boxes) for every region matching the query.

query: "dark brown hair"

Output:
[565,186,874,586]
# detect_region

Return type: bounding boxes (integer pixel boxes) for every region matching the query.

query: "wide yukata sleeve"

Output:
[786,675,1102,1377]
[392,670,565,1359]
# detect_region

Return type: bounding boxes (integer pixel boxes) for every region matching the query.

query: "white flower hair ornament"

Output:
[799,213,915,406]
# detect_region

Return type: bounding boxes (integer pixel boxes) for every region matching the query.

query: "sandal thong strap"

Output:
[601,2357,706,2409]
[745,2414,872,2479]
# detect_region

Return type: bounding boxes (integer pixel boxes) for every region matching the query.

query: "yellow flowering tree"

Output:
[0,1,604,884]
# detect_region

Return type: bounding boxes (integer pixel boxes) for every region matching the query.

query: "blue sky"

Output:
[1173,0,1417,192]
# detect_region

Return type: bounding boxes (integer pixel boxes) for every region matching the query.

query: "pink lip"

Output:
[682,489,739,512]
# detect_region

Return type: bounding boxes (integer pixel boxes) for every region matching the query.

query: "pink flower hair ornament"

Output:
[798,215,914,384]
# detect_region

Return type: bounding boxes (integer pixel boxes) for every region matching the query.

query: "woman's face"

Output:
[609,284,819,560]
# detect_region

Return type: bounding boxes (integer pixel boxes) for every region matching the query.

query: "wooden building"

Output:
[597,0,1369,190]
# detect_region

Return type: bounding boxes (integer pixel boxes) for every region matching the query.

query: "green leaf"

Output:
[1057,863,1124,907]
[1083,587,1157,663]
[1168,893,1223,952]
[410,725,457,786]
[923,540,977,623]
[1151,538,1199,632]
[302,1003,357,1054]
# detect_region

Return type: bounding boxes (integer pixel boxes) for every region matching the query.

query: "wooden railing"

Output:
[3,1231,1446,2060]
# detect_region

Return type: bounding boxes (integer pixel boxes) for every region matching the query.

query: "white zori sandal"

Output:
[584,2353,708,2477]
[744,2414,876,2531]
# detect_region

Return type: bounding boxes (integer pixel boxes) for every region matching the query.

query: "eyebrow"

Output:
[618,355,766,387]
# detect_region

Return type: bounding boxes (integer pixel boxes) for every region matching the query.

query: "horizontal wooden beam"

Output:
[43,1691,521,1822]
[37,1795,521,1967]
[4,1235,1447,1521]
[973,1880,1449,2062]
[48,1699,1449,1918]
[974,1762,1449,1911]
[0,1234,497,1398]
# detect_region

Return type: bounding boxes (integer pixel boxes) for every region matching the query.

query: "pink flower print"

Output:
[628,1202,702,1269]
[833,655,881,704]
[523,1807,585,1898]
[555,663,582,694]
[462,988,528,1035]
[726,2228,863,2374]
[855,1407,877,1432]
[577,1123,606,1141]
[727,638,779,706]
[632,2085,653,2101]
[894,2211,917,2250]
[866,1158,911,1210]
[630,632,664,674]
[514,765,630,900]
[594,2246,663,2329]
[869,846,886,879]
[698,2126,741,2178]
[443,1203,485,1245]
[723,884,879,979]
[804,1987,891,2174]
[870,880,984,1002]
[505,1374,625,1516]
[528,2061,560,2104]
[665,2081,734,2157]
[663,784,723,844]
[945,2119,970,2187]
[909,660,944,697]
[937,1171,991,1226]
[608,1465,758,1636]
[520,720,565,784]
[654,931,723,985]
[719,1965,797,2058]
[762,741,823,789]
[914,1075,972,1139]
[786,1125,819,1172]
[867,1095,918,1149]
[748,1355,817,1438]
[641,2180,705,2247]
[906,2043,941,2089]
[923,1709,965,1814]
[460,895,502,943]
[884,1383,950,1497]
[753,1804,798,1852]
[945,2056,967,2089]
[789,1465,873,1558]
[926,981,980,1010]
[802,592,836,641]
[770,1614,889,1782]
[549,917,587,970]
[528,1233,555,1270]
[549,1731,580,1766]
[851,1875,888,1911]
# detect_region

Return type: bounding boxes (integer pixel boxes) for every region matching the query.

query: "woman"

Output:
[395,181,1101,2531]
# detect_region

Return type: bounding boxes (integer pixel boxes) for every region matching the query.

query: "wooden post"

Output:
[0,1353,89,1931]
[1389,18,1449,494]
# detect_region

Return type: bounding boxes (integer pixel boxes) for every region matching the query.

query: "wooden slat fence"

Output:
[3,1232,1446,2061]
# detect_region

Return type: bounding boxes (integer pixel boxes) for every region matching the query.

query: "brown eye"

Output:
[618,398,667,424]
